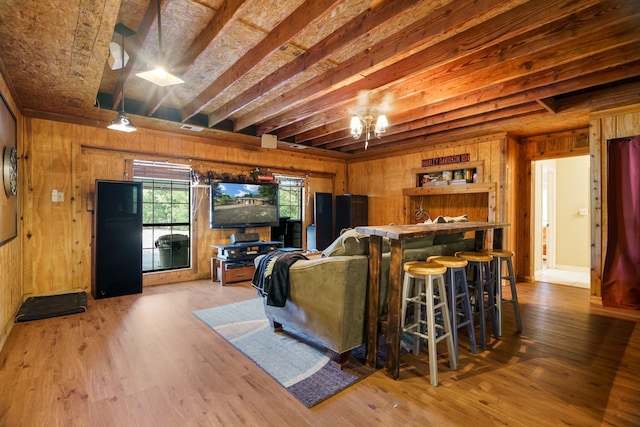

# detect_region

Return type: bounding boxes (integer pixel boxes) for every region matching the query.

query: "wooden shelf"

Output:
[403,182,496,196]
[411,160,484,187]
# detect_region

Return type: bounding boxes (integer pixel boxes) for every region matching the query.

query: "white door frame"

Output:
[544,166,556,269]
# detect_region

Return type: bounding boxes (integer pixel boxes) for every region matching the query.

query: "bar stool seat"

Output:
[481,249,522,335]
[401,261,457,386]
[427,256,477,361]
[455,252,498,349]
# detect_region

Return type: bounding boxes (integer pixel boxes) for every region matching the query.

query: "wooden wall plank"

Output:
[590,118,603,300]
[28,119,54,295]
[0,77,23,350]
[22,118,346,294]
[49,120,73,293]
[348,134,509,234]
[589,105,640,304]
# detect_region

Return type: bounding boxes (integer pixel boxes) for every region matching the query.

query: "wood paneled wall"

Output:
[589,104,640,303]
[20,119,347,296]
[347,133,516,253]
[515,128,592,289]
[0,82,22,351]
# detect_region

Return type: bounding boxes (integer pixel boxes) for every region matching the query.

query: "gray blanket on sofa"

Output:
[252,251,308,307]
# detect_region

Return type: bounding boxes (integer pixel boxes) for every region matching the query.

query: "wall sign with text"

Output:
[422,153,470,167]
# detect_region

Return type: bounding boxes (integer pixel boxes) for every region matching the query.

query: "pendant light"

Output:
[136,0,184,86]
[108,24,137,133]
[350,107,388,150]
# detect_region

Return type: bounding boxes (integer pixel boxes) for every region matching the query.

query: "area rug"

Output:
[15,292,88,322]
[193,298,377,407]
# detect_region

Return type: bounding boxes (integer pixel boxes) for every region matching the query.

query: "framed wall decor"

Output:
[0,91,17,246]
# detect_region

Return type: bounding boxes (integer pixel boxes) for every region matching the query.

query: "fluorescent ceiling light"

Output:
[136,67,184,87]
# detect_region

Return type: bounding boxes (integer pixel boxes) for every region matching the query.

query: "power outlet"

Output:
[51,189,65,203]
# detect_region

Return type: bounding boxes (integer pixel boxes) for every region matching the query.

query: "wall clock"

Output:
[3,146,17,197]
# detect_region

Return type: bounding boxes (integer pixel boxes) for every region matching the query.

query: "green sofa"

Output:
[260,228,475,362]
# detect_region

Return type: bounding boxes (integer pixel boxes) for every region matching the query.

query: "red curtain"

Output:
[602,136,640,309]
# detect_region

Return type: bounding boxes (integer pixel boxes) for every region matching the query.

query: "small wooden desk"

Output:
[355,221,509,379]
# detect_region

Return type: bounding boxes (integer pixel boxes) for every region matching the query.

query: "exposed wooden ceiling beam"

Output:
[147,0,246,116]
[205,0,422,127]
[250,0,605,136]
[181,0,343,121]
[278,5,640,144]
[536,98,558,114]
[112,0,164,110]
[305,54,640,149]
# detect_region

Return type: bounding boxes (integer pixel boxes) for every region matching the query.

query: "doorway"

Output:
[533,156,590,288]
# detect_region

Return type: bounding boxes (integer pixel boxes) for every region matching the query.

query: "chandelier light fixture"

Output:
[136,0,184,87]
[350,107,388,149]
[108,24,137,133]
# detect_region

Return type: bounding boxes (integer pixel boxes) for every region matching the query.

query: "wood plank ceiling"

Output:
[0,0,639,157]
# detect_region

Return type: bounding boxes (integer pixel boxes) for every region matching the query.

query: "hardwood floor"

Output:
[1,279,638,426]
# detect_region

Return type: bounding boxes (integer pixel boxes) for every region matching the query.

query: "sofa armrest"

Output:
[263,255,369,353]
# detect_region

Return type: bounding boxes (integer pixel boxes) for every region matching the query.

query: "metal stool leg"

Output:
[470,262,487,349]
[492,257,504,337]
[444,268,459,359]
[483,261,498,339]
[454,267,477,354]
[506,257,522,332]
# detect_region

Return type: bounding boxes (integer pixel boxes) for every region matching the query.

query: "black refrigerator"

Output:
[92,180,143,299]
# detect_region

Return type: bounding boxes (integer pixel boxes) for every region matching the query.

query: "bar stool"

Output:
[401,261,457,386]
[454,252,498,349]
[427,256,477,361]
[482,249,522,336]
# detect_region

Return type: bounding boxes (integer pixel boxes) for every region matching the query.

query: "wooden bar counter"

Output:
[355,221,509,379]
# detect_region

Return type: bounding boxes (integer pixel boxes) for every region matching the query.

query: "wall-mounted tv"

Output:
[210,181,280,229]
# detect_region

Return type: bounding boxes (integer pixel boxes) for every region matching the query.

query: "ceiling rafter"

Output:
[111,0,164,110]
[146,0,247,116]
[205,0,422,127]
[274,0,638,144]
[181,0,344,122]
[252,0,606,138]
[2,0,639,156]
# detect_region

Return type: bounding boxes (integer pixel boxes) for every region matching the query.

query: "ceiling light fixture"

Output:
[350,107,388,149]
[136,0,184,87]
[108,24,137,133]
[108,41,129,70]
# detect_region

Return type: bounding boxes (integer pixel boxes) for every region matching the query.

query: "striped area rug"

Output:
[194,298,375,407]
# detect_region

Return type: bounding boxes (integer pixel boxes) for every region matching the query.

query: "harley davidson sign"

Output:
[421,153,470,167]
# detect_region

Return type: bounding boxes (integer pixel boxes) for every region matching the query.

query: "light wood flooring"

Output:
[1,279,639,427]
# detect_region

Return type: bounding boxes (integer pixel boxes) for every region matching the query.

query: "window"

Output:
[276,175,303,220]
[133,161,191,272]
[274,175,304,248]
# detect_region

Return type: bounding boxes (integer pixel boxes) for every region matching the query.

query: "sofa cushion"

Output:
[404,235,435,248]
[322,229,369,257]
[433,233,465,244]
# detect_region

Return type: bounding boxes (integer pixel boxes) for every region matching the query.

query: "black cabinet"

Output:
[335,195,368,236]
[310,192,333,251]
[271,217,302,248]
[92,180,143,299]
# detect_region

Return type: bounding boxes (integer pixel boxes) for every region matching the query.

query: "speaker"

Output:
[335,194,368,236]
[92,180,143,299]
[313,192,333,251]
[261,134,277,148]
[230,232,260,244]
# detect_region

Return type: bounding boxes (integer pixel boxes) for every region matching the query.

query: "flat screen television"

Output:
[210,181,280,229]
